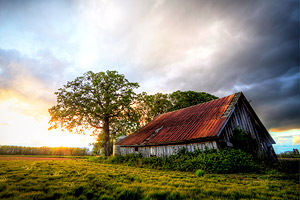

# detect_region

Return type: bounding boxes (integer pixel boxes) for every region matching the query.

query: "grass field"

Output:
[0,156,298,200]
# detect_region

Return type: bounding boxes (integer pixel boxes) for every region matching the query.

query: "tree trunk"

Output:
[103,117,110,156]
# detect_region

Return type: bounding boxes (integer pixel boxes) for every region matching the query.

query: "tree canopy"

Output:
[170,90,218,110]
[49,71,139,156]
[136,90,218,125]
[136,92,173,126]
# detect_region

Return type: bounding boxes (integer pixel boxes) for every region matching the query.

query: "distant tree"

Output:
[48,71,139,156]
[169,90,218,111]
[90,133,104,155]
[71,147,89,156]
[40,146,50,155]
[136,92,173,125]
[293,148,299,155]
[136,90,218,124]
[278,149,300,158]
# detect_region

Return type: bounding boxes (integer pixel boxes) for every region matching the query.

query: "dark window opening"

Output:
[135,146,139,151]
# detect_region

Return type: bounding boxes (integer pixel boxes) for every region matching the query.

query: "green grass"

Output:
[0,157,298,200]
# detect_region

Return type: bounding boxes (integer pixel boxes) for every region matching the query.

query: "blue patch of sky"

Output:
[0,24,39,57]
[270,130,300,154]
[0,0,77,61]
[273,144,299,154]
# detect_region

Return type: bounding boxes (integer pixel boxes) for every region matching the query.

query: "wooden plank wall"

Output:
[117,141,218,157]
[219,99,276,160]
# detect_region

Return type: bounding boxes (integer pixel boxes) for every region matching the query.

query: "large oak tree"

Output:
[48,70,139,156]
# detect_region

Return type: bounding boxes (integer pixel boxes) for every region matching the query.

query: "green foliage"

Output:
[136,90,218,125]
[0,157,298,200]
[270,158,299,174]
[136,92,173,125]
[278,149,299,158]
[48,70,139,156]
[230,127,257,156]
[49,70,139,133]
[90,134,104,155]
[148,191,182,200]
[117,188,142,200]
[195,169,205,177]
[169,90,218,111]
[105,148,259,174]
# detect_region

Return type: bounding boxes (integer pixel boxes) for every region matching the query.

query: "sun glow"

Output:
[0,95,95,148]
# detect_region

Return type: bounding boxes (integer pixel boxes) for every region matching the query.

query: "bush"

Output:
[195,169,205,177]
[230,127,258,157]
[97,148,260,174]
[271,158,299,174]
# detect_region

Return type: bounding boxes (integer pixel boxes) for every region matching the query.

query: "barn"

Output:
[114,92,277,160]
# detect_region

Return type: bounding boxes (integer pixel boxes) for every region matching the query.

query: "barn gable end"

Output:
[217,93,276,160]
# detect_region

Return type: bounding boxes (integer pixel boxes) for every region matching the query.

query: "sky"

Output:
[0,0,299,153]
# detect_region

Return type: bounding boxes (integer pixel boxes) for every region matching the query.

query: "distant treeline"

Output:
[0,145,90,156]
[277,149,299,158]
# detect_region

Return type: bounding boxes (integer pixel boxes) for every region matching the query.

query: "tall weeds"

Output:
[95,148,260,174]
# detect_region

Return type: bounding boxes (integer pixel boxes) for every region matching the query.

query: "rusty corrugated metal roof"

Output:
[117,93,235,146]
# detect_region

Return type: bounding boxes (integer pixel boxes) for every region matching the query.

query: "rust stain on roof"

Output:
[117,93,236,146]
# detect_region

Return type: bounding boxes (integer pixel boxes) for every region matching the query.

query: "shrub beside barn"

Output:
[114,92,277,161]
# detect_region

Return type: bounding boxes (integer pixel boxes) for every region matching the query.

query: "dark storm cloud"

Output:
[79,0,298,131]
[244,67,299,130]
[139,0,299,130]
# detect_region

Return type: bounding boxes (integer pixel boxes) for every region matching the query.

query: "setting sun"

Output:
[0,94,95,148]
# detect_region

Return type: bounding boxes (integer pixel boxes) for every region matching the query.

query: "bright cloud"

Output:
[292,135,300,145]
[270,129,300,153]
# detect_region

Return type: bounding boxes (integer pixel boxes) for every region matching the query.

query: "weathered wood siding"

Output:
[113,136,127,156]
[219,98,276,160]
[117,141,218,157]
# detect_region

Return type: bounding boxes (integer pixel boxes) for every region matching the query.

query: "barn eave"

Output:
[117,136,219,147]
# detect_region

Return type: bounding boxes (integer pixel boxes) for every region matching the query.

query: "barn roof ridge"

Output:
[154,92,239,117]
